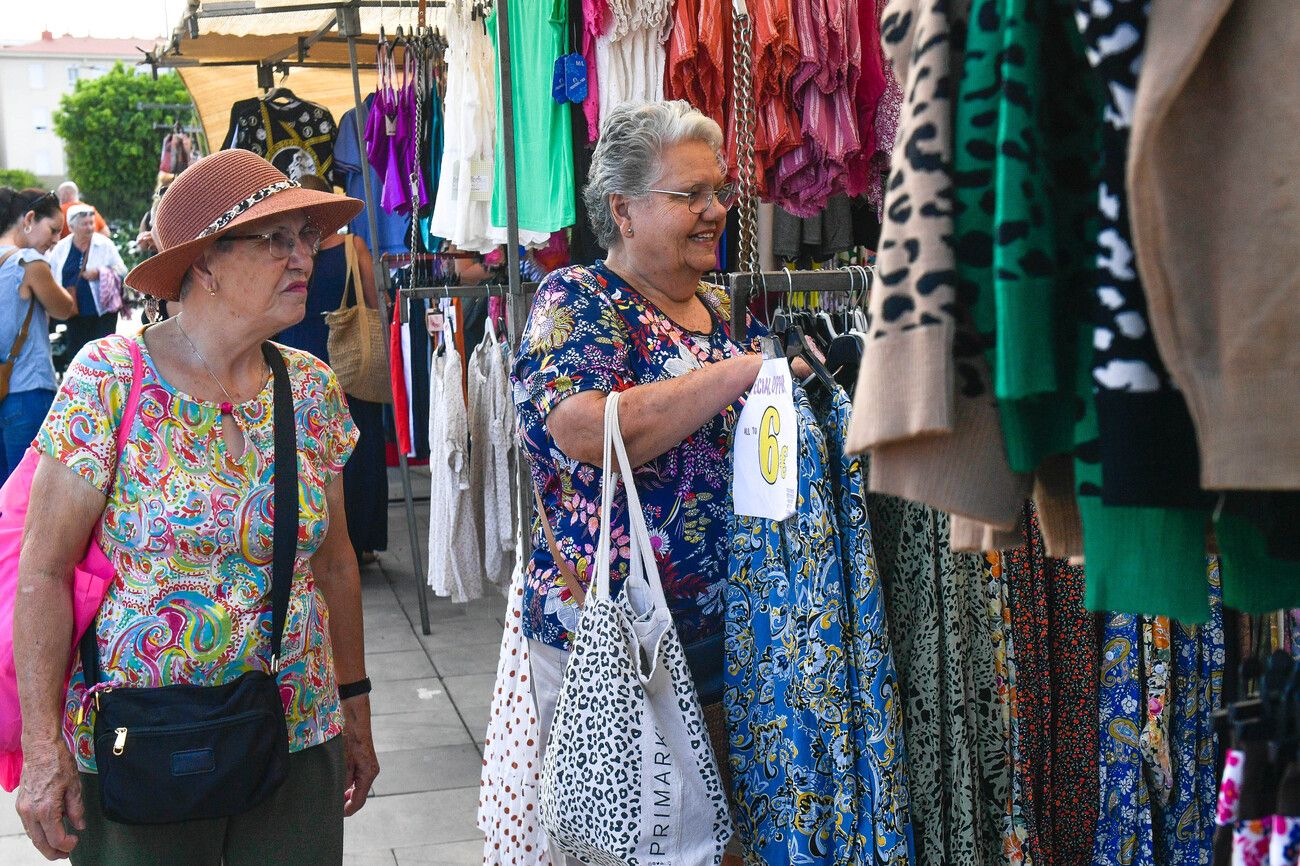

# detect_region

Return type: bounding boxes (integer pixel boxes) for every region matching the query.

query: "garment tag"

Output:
[426,310,445,336]
[469,160,493,202]
[551,56,569,104]
[733,358,797,520]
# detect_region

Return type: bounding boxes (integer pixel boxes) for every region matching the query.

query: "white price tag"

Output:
[732,358,797,520]
[469,160,493,202]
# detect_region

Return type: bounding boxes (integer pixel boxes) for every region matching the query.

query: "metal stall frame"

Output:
[147,0,534,634]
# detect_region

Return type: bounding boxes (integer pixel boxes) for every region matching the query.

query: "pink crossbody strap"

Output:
[114,337,145,460]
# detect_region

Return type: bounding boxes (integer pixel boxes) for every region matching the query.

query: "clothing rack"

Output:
[397,282,538,322]
[730,268,870,340]
[381,251,481,265]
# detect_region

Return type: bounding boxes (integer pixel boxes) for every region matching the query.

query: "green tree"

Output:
[0,168,40,189]
[53,64,193,223]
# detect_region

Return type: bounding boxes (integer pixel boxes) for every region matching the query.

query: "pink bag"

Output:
[94,267,123,315]
[0,337,143,790]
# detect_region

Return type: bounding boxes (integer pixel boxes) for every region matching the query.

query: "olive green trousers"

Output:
[69,735,345,866]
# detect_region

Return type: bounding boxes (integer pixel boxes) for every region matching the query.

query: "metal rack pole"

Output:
[343,4,431,634]
[494,0,536,576]
[729,269,865,341]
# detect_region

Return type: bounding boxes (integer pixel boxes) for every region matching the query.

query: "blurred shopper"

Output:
[48,205,126,369]
[0,188,77,483]
[275,173,388,562]
[55,182,108,239]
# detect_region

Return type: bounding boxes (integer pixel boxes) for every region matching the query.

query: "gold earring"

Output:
[207,275,218,296]
[625,225,634,237]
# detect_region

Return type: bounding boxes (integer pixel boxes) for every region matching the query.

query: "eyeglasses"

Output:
[646,183,739,215]
[223,224,323,259]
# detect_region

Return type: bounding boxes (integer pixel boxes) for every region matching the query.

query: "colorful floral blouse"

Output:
[511,262,760,652]
[36,333,358,772]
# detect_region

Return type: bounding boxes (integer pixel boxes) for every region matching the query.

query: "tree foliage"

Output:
[53,64,192,223]
[0,169,40,190]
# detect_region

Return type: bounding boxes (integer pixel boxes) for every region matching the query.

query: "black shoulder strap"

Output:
[264,341,297,671]
[81,342,298,685]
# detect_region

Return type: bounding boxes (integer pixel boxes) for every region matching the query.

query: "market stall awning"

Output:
[150,1,445,150]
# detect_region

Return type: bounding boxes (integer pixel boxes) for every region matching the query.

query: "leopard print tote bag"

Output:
[538,393,732,866]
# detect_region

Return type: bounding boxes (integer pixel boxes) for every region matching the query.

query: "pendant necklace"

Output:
[176,314,262,451]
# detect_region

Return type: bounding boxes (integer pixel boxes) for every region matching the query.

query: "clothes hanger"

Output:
[851,264,871,334]
[783,326,837,395]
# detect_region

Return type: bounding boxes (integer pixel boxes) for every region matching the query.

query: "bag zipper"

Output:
[101,708,273,758]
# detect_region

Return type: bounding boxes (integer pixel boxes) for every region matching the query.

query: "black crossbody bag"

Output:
[79,343,299,825]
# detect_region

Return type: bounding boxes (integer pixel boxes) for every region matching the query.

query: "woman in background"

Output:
[47,205,126,370]
[276,173,388,562]
[0,189,77,483]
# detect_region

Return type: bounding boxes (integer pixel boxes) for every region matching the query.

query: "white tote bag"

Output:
[539,392,733,866]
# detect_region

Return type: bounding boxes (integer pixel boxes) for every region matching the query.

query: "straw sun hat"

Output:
[125,149,363,302]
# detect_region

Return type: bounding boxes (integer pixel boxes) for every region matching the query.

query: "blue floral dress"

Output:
[821,388,915,865]
[511,262,760,652]
[1093,559,1223,866]
[725,386,857,865]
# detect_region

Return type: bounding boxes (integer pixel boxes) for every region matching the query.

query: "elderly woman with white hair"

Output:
[512,100,764,820]
[47,205,126,366]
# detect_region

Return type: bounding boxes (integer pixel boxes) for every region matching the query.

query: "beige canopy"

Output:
[152,1,447,149]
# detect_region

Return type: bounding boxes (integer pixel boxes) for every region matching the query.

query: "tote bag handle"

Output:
[334,238,367,314]
[592,391,670,614]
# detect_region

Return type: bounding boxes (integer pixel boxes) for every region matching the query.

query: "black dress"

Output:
[276,240,388,555]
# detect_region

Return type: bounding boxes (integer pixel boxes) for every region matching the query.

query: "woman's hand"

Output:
[15,739,85,860]
[135,231,156,254]
[340,695,380,816]
[80,267,99,282]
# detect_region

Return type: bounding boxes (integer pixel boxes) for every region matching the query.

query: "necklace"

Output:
[175,314,256,416]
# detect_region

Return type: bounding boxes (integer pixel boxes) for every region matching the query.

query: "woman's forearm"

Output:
[14,569,76,748]
[547,353,763,468]
[319,563,367,685]
[314,478,367,685]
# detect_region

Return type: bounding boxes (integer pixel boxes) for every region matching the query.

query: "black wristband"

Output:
[338,677,372,701]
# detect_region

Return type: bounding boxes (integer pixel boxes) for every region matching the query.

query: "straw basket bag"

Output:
[324,239,391,403]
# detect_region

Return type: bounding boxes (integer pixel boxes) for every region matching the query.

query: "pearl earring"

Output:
[625,226,634,237]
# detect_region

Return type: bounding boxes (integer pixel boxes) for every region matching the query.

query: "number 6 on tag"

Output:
[733,358,798,520]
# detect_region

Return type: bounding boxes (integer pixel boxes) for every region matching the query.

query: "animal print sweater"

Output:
[847,0,1029,530]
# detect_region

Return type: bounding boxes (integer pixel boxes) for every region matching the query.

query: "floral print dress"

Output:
[821,387,914,865]
[725,386,856,865]
[511,263,760,652]
[725,385,916,866]
[1093,559,1223,866]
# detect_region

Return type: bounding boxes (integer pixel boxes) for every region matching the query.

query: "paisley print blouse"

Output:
[511,262,760,652]
[36,334,357,772]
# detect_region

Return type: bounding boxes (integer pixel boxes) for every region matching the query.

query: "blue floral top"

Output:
[511,262,761,651]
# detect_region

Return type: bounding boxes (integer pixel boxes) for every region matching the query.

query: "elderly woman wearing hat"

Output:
[13,150,379,864]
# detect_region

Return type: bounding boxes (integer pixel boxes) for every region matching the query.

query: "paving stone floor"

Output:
[0,467,502,864]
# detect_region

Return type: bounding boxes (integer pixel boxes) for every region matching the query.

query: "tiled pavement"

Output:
[0,467,503,864]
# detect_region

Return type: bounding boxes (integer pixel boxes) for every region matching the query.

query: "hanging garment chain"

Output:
[731,10,759,276]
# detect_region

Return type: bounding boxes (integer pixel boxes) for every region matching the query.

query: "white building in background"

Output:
[0,32,156,186]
